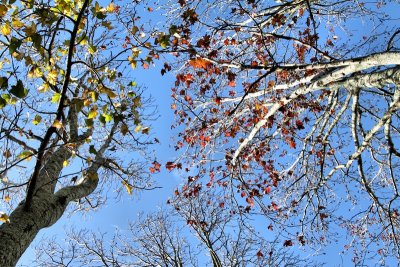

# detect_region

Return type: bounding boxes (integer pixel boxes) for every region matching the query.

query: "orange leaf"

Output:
[188,58,212,69]
[289,140,296,149]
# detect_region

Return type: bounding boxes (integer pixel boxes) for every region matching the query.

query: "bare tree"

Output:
[156,0,400,263]
[35,191,314,266]
[171,190,314,267]
[35,211,197,267]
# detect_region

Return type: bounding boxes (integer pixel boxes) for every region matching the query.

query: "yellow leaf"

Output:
[32,114,42,125]
[89,91,98,102]
[88,44,97,54]
[52,120,63,129]
[0,213,9,223]
[48,69,58,85]
[83,99,91,106]
[63,160,69,167]
[34,67,43,77]
[18,150,33,161]
[88,107,98,119]
[134,125,142,133]
[4,195,10,202]
[12,19,24,29]
[99,87,117,98]
[51,92,61,103]
[122,180,133,195]
[128,56,137,69]
[106,2,115,12]
[1,23,11,36]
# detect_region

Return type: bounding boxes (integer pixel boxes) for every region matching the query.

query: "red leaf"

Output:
[241,191,246,197]
[246,197,254,207]
[228,80,235,87]
[166,162,177,171]
[283,240,293,247]
[296,120,304,130]
[184,95,192,102]
[143,63,149,69]
[150,161,161,173]
[320,213,329,220]
[289,140,296,149]
[264,187,271,194]
[219,202,225,208]
[257,250,264,258]
[271,202,279,211]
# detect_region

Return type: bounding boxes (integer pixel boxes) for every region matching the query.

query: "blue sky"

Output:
[14,1,400,266]
[16,43,182,265]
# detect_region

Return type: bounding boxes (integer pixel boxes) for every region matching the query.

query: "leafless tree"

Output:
[35,211,198,267]
[35,191,315,266]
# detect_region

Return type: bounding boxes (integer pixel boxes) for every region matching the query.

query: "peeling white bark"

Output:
[231,52,400,165]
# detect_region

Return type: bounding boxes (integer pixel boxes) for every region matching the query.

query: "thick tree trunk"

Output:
[0,194,67,266]
[0,163,99,266]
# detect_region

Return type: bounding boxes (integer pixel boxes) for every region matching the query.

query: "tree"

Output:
[158,0,400,263]
[34,190,313,266]
[170,190,313,266]
[0,0,158,265]
[34,212,197,267]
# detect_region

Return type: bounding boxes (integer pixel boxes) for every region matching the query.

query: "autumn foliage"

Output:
[158,0,400,263]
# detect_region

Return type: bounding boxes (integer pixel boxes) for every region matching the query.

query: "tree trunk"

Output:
[0,194,68,266]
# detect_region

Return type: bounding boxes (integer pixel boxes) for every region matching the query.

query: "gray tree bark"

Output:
[0,112,114,266]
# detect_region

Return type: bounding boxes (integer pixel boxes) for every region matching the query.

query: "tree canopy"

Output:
[0,0,399,265]
[0,0,157,264]
[158,0,400,263]
[35,190,313,266]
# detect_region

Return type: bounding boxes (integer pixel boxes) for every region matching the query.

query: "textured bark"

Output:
[0,124,106,266]
[0,195,67,266]
[0,173,99,266]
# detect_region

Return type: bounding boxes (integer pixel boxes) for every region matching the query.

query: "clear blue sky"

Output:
[16,1,400,266]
